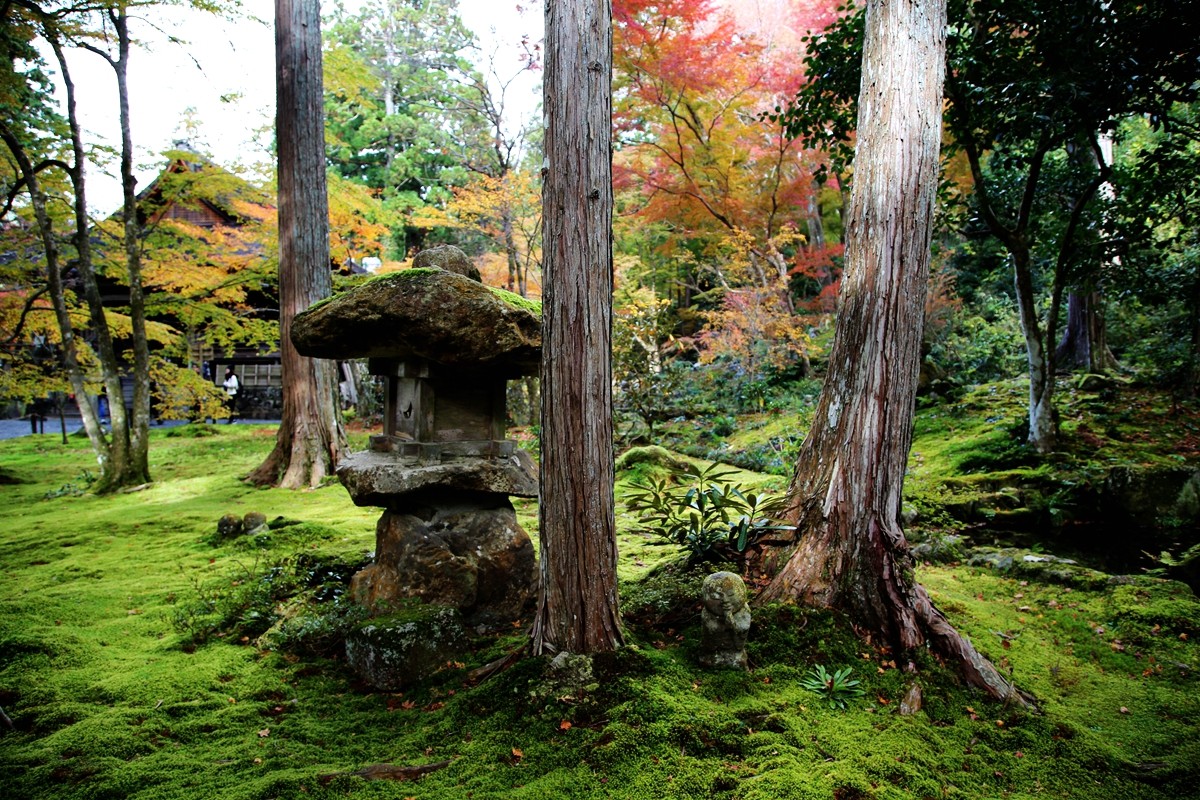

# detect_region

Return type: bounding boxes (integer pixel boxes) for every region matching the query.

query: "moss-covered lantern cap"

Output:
[291,267,542,375]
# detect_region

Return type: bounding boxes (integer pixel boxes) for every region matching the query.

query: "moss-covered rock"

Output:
[290,266,541,374]
[910,532,968,564]
[615,445,690,473]
[966,546,1112,588]
[413,244,481,281]
[1108,579,1200,634]
[344,605,469,690]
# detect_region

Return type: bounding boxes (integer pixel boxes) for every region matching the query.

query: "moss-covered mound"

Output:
[2,406,1200,800]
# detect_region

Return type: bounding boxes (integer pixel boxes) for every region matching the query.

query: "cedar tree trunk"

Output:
[248,0,346,488]
[755,0,1024,703]
[1055,291,1118,373]
[530,0,624,655]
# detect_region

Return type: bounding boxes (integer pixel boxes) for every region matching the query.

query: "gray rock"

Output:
[412,244,482,282]
[350,500,536,626]
[540,652,600,699]
[290,267,540,373]
[345,605,469,690]
[966,546,1110,589]
[899,683,923,716]
[242,511,268,536]
[910,533,967,564]
[698,571,750,670]
[337,448,539,506]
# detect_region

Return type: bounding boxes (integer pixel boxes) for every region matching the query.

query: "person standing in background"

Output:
[223,367,241,423]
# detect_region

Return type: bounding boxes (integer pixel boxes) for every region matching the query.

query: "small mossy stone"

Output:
[345,605,469,690]
[215,513,243,540]
[413,244,482,282]
[242,511,268,535]
[911,533,967,564]
[699,571,750,670]
[538,652,599,699]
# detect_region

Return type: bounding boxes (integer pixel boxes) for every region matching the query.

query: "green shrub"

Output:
[625,461,792,564]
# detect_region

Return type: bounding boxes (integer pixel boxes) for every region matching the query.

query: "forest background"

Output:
[3,0,1197,439]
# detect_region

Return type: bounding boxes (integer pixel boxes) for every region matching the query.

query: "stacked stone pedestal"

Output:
[290,245,542,689]
[352,500,533,625]
[336,447,540,627]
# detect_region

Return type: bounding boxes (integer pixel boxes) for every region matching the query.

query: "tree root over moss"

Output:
[318,759,451,784]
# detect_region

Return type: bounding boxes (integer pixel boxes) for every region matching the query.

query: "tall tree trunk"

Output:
[754,0,1023,704]
[112,9,151,484]
[1012,243,1058,453]
[503,208,520,293]
[47,22,149,491]
[530,0,623,656]
[248,0,346,488]
[1055,291,1118,373]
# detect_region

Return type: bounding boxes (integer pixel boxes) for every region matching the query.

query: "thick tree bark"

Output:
[1055,291,1118,373]
[754,0,1024,704]
[248,0,345,488]
[529,0,623,656]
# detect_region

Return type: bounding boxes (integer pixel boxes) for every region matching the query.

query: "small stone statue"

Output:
[699,571,751,670]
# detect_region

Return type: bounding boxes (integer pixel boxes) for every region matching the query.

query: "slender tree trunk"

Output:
[503,208,520,293]
[43,30,146,491]
[530,0,623,656]
[805,192,826,252]
[754,0,1024,704]
[248,0,346,488]
[0,124,107,464]
[112,9,151,483]
[11,19,153,492]
[1011,244,1057,453]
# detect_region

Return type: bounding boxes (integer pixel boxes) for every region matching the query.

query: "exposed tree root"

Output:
[318,759,451,784]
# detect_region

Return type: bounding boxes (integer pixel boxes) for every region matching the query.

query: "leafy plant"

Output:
[624,461,792,564]
[42,469,96,499]
[168,555,298,646]
[799,664,865,709]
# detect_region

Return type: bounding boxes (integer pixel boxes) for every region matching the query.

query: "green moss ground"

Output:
[2,413,1199,799]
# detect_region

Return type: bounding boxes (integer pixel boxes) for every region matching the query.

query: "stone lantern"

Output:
[291,246,540,628]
